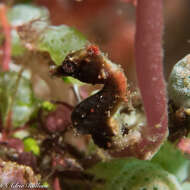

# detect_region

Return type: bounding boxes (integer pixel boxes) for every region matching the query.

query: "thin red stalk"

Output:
[2,110,12,139]
[2,68,24,139]
[114,0,168,159]
[0,4,11,71]
[53,177,61,190]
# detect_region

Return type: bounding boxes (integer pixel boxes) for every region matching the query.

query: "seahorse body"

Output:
[53,45,131,149]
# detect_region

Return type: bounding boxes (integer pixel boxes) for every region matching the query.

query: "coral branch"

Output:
[115,0,168,159]
[0,4,11,71]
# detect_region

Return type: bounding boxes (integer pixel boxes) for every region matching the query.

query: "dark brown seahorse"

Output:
[52,45,130,149]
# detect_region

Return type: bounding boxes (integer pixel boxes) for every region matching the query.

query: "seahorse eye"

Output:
[62,59,77,75]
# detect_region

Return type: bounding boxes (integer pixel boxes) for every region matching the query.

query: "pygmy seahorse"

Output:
[52,45,143,150]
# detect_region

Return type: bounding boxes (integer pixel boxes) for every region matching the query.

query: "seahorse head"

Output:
[52,45,108,84]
